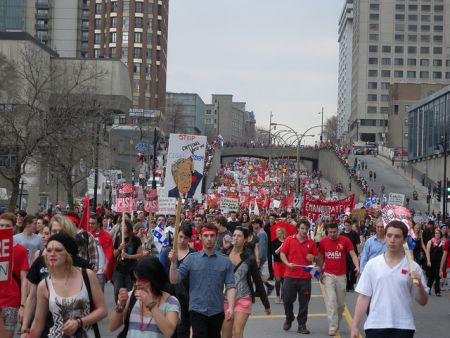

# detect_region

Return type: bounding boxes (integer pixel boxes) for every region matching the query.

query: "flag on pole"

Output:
[152,223,169,247]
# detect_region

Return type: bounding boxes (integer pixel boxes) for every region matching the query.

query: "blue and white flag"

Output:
[152,222,169,247]
[300,265,321,281]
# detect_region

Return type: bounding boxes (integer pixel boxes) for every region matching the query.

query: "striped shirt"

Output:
[127,296,180,338]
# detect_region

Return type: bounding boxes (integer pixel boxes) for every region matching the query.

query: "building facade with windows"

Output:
[348,0,450,144]
[204,94,256,143]
[166,92,205,135]
[337,0,354,144]
[88,0,169,114]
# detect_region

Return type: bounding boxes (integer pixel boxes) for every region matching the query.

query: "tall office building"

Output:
[345,0,450,144]
[337,0,354,144]
[88,0,169,113]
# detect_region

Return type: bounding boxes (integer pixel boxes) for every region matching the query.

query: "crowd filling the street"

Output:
[0,139,449,338]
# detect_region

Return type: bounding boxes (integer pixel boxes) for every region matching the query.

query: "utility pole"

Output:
[19,180,25,210]
[443,129,448,218]
[320,107,324,144]
[92,121,101,212]
[152,128,158,189]
[269,111,273,145]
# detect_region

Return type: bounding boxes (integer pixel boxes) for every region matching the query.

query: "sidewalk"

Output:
[376,154,441,212]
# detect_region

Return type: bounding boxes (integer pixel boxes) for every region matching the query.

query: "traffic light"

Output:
[447,180,450,201]
[437,180,442,202]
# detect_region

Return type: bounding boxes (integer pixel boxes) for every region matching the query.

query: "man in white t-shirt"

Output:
[13,215,43,265]
[351,220,429,338]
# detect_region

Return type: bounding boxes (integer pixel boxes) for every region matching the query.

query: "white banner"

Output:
[388,192,405,206]
[220,197,239,213]
[157,197,177,215]
[165,134,207,199]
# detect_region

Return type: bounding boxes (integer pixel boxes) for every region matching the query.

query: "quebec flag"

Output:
[301,265,321,281]
[152,223,169,247]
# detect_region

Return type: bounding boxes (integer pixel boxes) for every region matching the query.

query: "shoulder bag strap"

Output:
[81,268,101,338]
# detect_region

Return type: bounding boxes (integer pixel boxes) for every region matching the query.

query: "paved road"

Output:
[349,154,441,214]
[97,277,449,338]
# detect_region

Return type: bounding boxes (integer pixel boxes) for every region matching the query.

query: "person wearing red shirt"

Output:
[190,214,205,251]
[439,237,450,304]
[280,218,317,334]
[318,222,359,336]
[88,214,114,291]
[0,212,29,338]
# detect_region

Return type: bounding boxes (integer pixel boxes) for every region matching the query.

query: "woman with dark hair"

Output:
[222,227,271,338]
[112,220,143,302]
[159,223,196,338]
[109,256,180,338]
[426,228,445,296]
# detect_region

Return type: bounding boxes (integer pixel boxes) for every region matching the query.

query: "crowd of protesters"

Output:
[0,150,449,337]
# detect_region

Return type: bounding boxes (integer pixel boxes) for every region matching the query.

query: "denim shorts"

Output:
[1,306,19,331]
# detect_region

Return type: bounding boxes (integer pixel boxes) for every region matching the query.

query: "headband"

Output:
[201,227,218,234]
[65,215,79,225]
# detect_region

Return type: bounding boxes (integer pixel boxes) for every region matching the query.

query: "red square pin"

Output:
[401,269,407,275]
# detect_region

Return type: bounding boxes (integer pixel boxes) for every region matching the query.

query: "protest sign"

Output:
[144,188,158,213]
[0,228,13,285]
[302,193,355,221]
[220,197,239,213]
[165,134,207,199]
[115,183,138,212]
[388,192,405,206]
[157,197,177,215]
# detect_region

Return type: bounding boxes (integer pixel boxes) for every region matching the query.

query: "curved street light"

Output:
[270,123,322,194]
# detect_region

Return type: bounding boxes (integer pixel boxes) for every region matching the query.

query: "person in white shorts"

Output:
[350,220,429,338]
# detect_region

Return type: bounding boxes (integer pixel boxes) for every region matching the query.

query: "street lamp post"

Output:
[270,122,321,195]
[319,107,324,145]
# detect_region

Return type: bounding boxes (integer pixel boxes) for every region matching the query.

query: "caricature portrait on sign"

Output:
[166,134,207,199]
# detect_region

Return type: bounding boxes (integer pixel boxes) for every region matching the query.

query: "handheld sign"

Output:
[0,228,14,285]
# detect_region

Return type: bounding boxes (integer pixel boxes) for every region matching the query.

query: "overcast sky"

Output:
[167,0,344,143]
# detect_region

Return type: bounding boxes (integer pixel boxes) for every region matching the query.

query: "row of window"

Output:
[394,14,443,22]
[394,4,444,12]
[95,17,153,29]
[95,1,147,14]
[95,32,155,44]
[394,24,443,32]
[368,45,444,54]
[368,57,450,66]
[368,69,447,79]
[368,33,443,43]
[93,47,161,61]
[367,106,390,115]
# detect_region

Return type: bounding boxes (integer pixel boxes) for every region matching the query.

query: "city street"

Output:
[97,278,449,338]
[349,154,442,214]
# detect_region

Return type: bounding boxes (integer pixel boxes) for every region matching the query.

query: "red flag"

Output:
[264,195,271,208]
[79,195,90,231]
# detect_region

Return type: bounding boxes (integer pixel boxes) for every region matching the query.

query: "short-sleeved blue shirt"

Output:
[177,250,235,316]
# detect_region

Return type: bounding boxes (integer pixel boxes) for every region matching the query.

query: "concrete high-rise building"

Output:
[5,0,92,58]
[346,0,450,145]
[337,0,354,144]
[204,94,256,143]
[88,0,169,114]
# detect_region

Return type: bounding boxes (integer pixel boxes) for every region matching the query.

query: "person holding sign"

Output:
[168,157,203,199]
[0,212,29,338]
[350,221,429,338]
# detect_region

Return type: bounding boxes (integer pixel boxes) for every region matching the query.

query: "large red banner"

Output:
[144,188,158,213]
[0,228,14,285]
[301,193,355,221]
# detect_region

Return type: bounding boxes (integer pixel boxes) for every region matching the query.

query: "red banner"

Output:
[0,228,14,285]
[301,193,355,221]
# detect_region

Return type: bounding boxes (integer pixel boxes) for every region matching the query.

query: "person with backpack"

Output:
[26,233,107,338]
[0,212,29,338]
[109,256,180,338]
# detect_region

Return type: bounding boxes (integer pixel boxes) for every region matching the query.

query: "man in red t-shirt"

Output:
[0,212,29,338]
[280,218,317,334]
[190,214,205,251]
[318,222,359,336]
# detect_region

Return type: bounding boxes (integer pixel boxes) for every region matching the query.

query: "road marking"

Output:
[319,280,362,338]
[249,313,327,319]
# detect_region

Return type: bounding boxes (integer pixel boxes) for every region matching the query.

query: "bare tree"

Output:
[0,46,109,211]
[0,47,55,211]
[324,115,339,144]
[165,103,193,134]
[44,61,109,210]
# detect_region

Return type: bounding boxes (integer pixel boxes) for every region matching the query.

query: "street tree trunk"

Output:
[8,176,21,212]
